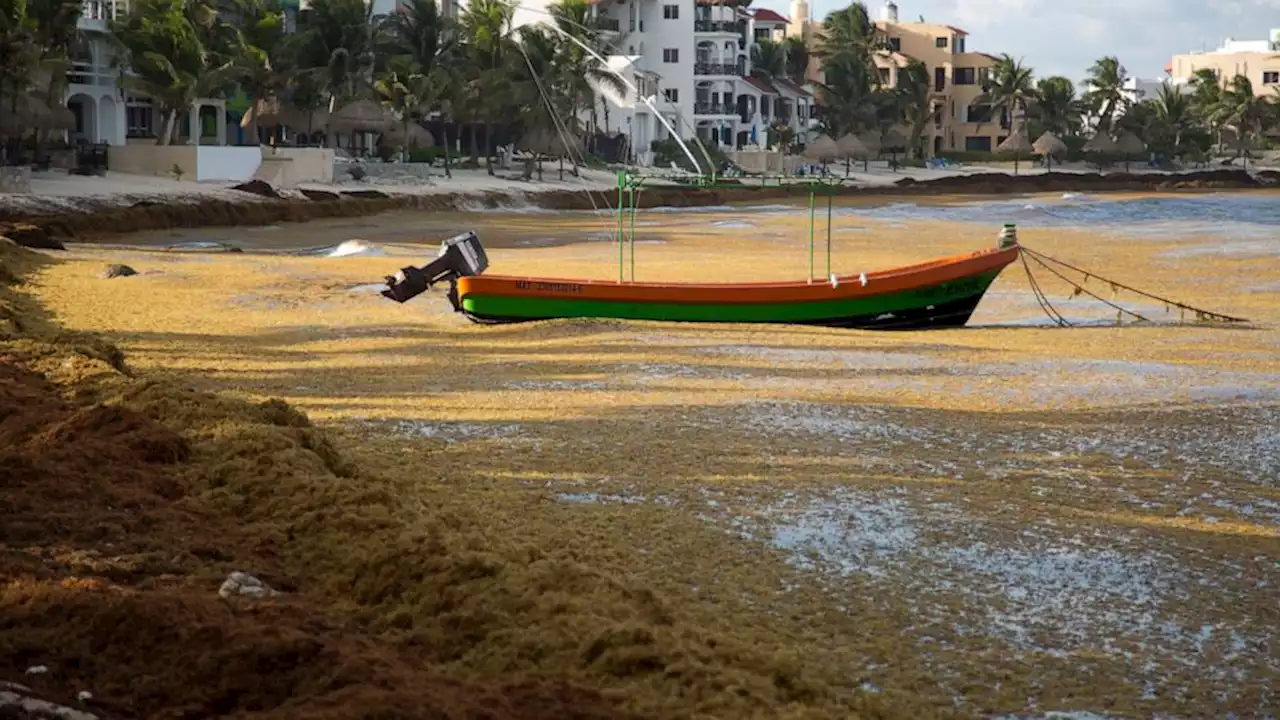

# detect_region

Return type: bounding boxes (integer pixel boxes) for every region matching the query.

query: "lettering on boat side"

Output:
[915,278,983,299]
[515,281,586,294]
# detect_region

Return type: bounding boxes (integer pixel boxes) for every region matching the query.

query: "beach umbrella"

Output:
[802,134,838,168]
[834,132,866,175]
[384,122,434,149]
[1114,130,1146,172]
[881,128,908,168]
[996,126,1033,174]
[329,99,396,134]
[1082,132,1118,172]
[516,128,585,180]
[835,132,867,158]
[1032,131,1067,171]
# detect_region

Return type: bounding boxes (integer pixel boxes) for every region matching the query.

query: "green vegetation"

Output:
[809,1,1280,164]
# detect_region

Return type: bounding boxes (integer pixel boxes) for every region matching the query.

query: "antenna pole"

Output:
[807,186,815,283]
[825,183,833,278]
[616,171,625,283]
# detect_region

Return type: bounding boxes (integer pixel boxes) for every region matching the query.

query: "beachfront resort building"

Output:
[561,0,814,165]
[793,0,1013,156]
[1167,31,1280,96]
[65,0,287,147]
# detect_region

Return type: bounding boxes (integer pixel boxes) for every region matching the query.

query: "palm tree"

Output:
[109,0,239,145]
[457,0,516,175]
[548,0,622,144]
[1032,75,1081,137]
[1211,74,1270,163]
[1082,55,1126,133]
[231,0,287,145]
[1186,67,1223,152]
[382,0,455,172]
[752,38,786,80]
[0,0,42,160]
[893,59,932,159]
[286,0,382,145]
[980,54,1036,138]
[813,2,881,138]
[1151,82,1193,160]
[782,36,808,85]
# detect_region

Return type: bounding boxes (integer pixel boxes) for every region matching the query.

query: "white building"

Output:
[66,0,240,147]
[515,0,812,166]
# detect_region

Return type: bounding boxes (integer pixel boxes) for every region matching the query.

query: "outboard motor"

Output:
[381,231,489,304]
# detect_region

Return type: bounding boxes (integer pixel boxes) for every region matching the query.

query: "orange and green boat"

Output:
[381,230,1021,330]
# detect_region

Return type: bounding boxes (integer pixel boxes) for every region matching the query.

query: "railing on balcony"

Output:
[595,17,620,32]
[81,0,127,22]
[694,102,733,115]
[694,20,736,32]
[694,62,733,76]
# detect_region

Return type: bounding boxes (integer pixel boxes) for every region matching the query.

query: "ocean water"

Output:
[841,193,1280,242]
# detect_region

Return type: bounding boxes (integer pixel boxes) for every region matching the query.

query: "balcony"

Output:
[595,17,620,32]
[694,62,734,76]
[694,20,736,33]
[79,0,127,29]
[694,102,734,115]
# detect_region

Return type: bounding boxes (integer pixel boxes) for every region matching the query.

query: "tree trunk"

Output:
[245,91,261,147]
[468,123,478,164]
[443,125,453,178]
[157,110,177,146]
[484,119,494,176]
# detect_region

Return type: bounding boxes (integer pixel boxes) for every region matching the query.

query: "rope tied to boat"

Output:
[1016,245,1250,327]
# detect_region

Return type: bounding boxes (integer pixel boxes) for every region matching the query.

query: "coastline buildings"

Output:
[68,0,258,147]
[795,1,1015,155]
[576,0,814,165]
[1167,32,1280,96]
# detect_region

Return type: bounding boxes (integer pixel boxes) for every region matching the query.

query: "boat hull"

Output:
[453,246,1018,330]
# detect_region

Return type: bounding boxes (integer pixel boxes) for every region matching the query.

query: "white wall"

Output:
[196,146,262,181]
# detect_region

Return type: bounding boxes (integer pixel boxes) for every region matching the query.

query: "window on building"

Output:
[964,136,992,152]
[663,88,679,102]
[965,104,994,123]
[663,48,679,63]
[953,67,975,85]
[956,36,965,52]
[934,67,946,91]
[977,67,991,87]
[629,3,636,31]
[1264,71,1280,84]
[125,98,155,138]
[663,3,678,19]
[887,37,901,52]
[754,28,769,41]
[935,36,948,48]
[878,67,890,84]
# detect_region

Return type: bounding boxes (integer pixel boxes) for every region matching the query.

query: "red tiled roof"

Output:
[945,25,968,35]
[774,78,813,97]
[740,75,780,94]
[751,8,789,23]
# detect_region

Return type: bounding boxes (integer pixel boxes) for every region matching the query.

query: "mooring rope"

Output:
[1018,251,1071,327]
[1017,244,1250,326]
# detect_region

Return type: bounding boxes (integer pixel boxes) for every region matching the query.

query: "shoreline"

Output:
[2,166,1277,245]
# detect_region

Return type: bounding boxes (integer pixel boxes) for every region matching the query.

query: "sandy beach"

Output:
[5,156,1278,222]
[3,189,1277,718]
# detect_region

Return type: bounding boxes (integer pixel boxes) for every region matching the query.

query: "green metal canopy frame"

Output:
[612,171,850,285]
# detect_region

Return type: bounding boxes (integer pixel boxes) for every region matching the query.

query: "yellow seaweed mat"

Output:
[0,238,906,719]
[13,205,1280,719]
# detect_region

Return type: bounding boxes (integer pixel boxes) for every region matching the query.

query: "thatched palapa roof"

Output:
[329,99,395,133]
[835,133,867,158]
[996,127,1033,155]
[803,134,838,162]
[1032,131,1067,156]
[1082,132,1118,153]
[1114,131,1146,155]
